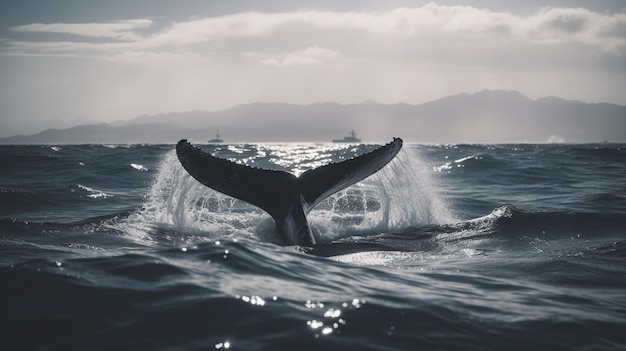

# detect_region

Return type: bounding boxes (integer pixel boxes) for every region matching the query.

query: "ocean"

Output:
[1,142,625,350]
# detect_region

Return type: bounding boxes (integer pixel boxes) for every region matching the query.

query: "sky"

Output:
[1,0,625,124]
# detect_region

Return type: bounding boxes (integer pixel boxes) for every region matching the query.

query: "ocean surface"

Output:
[1,142,625,350]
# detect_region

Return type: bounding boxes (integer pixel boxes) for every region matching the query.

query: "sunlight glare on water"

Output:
[263,143,345,176]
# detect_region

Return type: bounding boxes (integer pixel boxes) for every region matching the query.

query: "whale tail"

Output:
[176,138,403,245]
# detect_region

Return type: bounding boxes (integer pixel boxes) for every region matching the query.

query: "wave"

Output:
[308,205,626,263]
[431,206,626,245]
[570,145,626,160]
[72,184,115,199]
[4,203,624,272]
[3,217,625,351]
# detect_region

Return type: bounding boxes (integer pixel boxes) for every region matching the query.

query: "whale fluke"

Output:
[176,138,403,246]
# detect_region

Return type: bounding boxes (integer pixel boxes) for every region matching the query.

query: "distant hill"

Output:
[0,123,188,144]
[0,116,95,138]
[1,90,625,144]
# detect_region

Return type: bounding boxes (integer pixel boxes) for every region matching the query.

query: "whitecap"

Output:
[76,184,114,199]
[131,163,149,171]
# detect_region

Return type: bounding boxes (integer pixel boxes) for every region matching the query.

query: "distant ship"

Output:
[208,130,223,143]
[333,130,361,143]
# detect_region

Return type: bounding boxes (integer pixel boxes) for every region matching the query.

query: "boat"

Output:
[333,130,361,143]
[208,130,224,143]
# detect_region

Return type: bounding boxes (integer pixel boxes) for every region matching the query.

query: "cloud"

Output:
[11,19,153,41]
[525,8,626,50]
[538,8,589,33]
[6,5,626,59]
[260,45,342,67]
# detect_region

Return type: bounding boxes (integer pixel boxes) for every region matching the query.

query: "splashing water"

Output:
[310,146,456,241]
[124,144,454,244]
[123,150,271,244]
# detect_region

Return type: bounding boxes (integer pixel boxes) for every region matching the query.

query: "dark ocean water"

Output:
[1,142,625,350]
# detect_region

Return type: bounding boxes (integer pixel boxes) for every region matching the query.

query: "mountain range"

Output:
[1,90,625,144]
